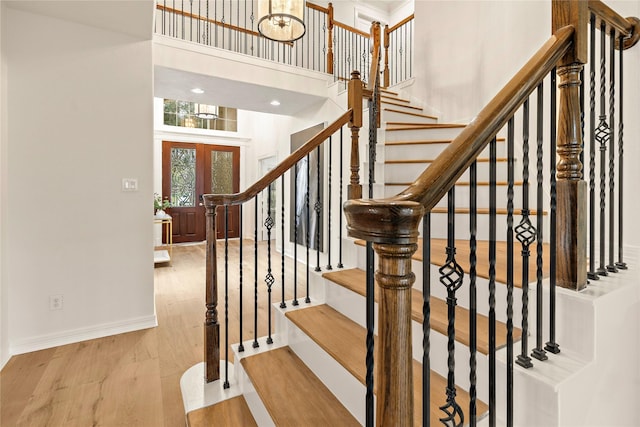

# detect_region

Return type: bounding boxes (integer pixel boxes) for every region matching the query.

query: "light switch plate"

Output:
[122,178,138,192]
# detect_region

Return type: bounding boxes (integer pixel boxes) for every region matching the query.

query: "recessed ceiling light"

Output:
[270,100,281,106]
[191,88,204,94]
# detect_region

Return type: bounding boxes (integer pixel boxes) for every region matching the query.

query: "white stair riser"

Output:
[383,141,508,161]
[384,161,510,185]
[384,184,526,208]
[425,213,551,242]
[385,127,465,142]
[383,109,438,125]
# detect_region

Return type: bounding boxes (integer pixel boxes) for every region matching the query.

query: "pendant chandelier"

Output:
[257,0,306,42]
[195,104,219,120]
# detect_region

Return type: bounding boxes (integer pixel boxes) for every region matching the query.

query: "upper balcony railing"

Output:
[154,1,415,87]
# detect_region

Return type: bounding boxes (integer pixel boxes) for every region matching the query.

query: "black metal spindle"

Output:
[488,136,497,426]
[305,153,311,303]
[546,68,561,354]
[469,160,478,427]
[423,212,431,427]
[532,83,547,362]
[516,99,534,369]
[265,186,274,344]
[239,204,245,352]
[439,187,464,427]
[281,176,287,309]
[224,205,230,388]
[327,136,333,270]
[607,28,618,274]
[588,14,599,281]
[315,146,322,272]
[253,197,259,348]
[293,162,299,306]
[338,128,344,269]
[596,21,609,277]
[506,117,515,426]
[616,36,627,270]
[365,238,374,427]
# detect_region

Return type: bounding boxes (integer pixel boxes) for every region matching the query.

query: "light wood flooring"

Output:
[0,240,300,427]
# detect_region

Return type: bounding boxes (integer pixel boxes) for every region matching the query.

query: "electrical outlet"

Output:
[49,295,63,311]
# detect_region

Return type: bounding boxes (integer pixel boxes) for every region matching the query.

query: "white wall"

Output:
[0,1,8,370]
[5,7,155,354]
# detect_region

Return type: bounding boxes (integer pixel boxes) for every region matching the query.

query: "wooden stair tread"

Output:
[381,100,424,111]
[386,123,467,131]
[354,238,550,288]
[380,88,399,96]
[383,108,438,121]
[386,158,509,164]
[240,346,360,426]
[286,304,490,425]
[381,94,411,104]
[385,138,506,145]
[186,396,257,427]
[322,268,520,354]
[386,181,524,187]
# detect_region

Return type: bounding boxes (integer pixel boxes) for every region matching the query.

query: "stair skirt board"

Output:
[180,361,242,417]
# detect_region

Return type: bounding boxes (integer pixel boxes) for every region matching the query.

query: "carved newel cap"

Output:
[344,199,424,244]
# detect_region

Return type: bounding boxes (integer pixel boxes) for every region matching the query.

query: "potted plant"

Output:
[154,193,172,217]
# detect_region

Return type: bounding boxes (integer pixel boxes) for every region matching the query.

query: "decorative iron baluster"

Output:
[253,197,259,348]
[315,146,322,272]
[239,205,245,352]
[596,21,609,277]
[546,68,561,354]
[265,186,274,344]
[606,28,618,274]
[488,136,497,426]
[506,117,515,426]
[293,163,299,306]
[306,153,311,303]
[469,160,478,427]
[439,187,464,427]
[532,83,548,362]
[588,14,599,281]
[616,36,627,270]
[516,99,534,369]
[366,238,374,427]
[327,136,333,270]
[338,128,344,269]
[281,176,287,309]
[224,205,230,388]
[423,211,431,427]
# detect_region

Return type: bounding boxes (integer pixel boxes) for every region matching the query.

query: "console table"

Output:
[154,214,172,264]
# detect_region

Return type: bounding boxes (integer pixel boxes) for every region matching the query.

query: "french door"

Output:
[162,141,240,243]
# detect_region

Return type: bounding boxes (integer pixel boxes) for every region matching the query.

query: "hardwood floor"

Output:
[0,240,298,427]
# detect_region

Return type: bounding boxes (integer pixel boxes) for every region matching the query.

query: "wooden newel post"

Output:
[327,3,334,75]
[348,70,363,200]
[204,204,221,382]
[553,0,588,290]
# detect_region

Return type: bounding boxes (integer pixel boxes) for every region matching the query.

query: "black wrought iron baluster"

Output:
[516,99,535,369]
[305,153,311,303]
[327,136,333,270]
[596,21,609,277]
[546,68,561,354]
[588,14,599,281]
[439,187,464,427]
[181,0,185,40]
[315,146,322,272]
[189,0,193,42]
[224,205,230,388]
[239,205,245,352]
[250,0,255,57]
[506,117,515,426]
[616,36,627,270]
[206,0,210,46]
[607,28,618,274]
[293,162,299,306]
[365,239,374,427]
[469,160,478,427]
[532,83,547,362]
[488,136,497,426]
[281,176,287,309]
[338,128,344,269]
[253,197,259,348]
[265,186,274,344]
[423,212,431,427]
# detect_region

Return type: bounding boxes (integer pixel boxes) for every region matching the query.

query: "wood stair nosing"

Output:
[383,108,438,121]
[354,238,550,288]
[186,396,258,427]
[386,123,467,131]
[385,137,506,146]
[321,268,521,355]
[380,94,411,104]
[385,181,524,187]
[240,346,360,426]
[380,88,399,96]
[285,303,490,426]
[380,100,424,111]
[385,157,509,165]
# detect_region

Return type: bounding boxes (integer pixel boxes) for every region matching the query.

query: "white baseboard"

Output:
[9,314,158,355]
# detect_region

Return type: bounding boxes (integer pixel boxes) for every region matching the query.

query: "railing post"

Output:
[327,3,334,75]
[348,70,363,200]
[383,24,390,88]
[553,0,588,290]
[204,204,221,381]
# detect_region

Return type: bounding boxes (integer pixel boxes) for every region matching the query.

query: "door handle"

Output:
[199,194,204,207]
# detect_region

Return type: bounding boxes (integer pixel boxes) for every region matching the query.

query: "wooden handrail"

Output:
[306,1,329,14]
[387,14,414,34]
[588,0,640,49]
[346,26,574,228]
[203,109,353,207]
[334,21,370,38]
